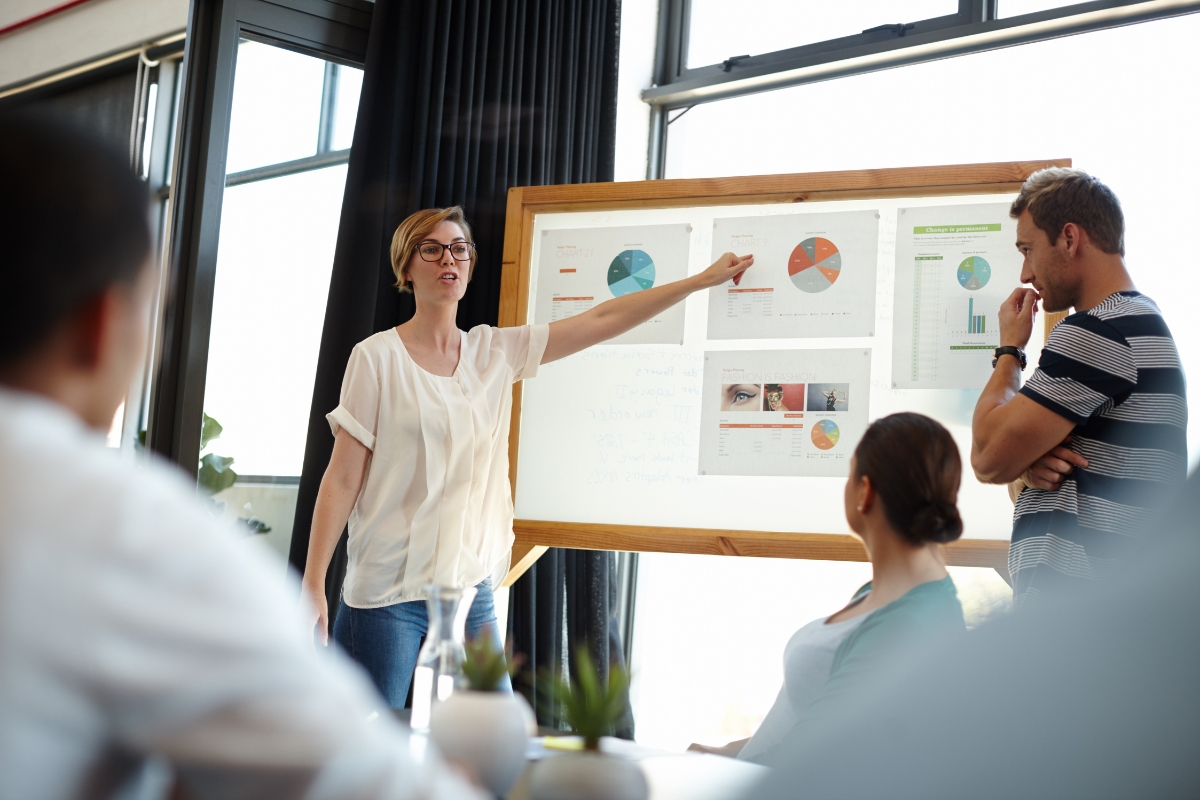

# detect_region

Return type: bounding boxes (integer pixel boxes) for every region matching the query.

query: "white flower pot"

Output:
[430,690,531,796]
[529,751,649,800]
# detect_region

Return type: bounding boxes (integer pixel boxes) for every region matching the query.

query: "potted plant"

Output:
[528,648,648,800]
[429,630,533,797]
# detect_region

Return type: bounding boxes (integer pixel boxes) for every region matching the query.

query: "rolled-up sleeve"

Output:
[326,344,380,450]
[493,323,550,383]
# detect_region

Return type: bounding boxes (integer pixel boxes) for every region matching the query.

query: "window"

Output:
[662,13,1200,468]
[686,1,958,69]
[625,7,1200,752]
[629,552,1010,751]
[200,40,362,561]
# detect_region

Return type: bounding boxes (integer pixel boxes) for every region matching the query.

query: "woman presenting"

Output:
[302,206,752,707]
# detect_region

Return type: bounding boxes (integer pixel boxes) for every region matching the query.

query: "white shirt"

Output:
[0,389,483,800]
[737,612,868,762]
[327,324,549,607]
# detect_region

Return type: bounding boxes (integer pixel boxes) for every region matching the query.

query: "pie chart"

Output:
[788,237,841,293]
[957,256,992,291]
[608,249,656,297]
[811,419,840,451]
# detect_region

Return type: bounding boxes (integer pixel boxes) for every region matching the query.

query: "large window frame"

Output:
[645,0,1200,177]
[146,0,372,476]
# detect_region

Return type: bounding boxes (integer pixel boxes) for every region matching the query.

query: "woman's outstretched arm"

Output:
[541,251,753,364]
[301,428,370,645]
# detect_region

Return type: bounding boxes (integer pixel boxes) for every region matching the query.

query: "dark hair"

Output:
[0,113,151,367]
[853,413,963,546]
[1010,168,1124,256]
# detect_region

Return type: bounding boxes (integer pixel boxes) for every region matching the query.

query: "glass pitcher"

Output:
[409,584,477,732]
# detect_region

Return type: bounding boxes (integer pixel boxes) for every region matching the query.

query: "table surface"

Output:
[505,737,765,800]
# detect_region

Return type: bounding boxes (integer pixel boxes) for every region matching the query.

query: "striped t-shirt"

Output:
[1011,291,1187,605]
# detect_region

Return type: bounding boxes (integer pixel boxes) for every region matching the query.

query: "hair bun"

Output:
[911,500,964,544]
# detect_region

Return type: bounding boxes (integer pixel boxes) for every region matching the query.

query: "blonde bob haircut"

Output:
[389,206,477,293]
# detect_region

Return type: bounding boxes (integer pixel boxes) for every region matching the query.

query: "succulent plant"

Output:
[551,647,630,752]
[462,629,519,692]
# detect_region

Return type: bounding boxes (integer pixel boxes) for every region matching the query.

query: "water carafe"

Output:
[409,584,477,731]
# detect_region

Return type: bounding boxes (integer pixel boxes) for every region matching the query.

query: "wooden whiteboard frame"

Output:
[498,159,1071,584]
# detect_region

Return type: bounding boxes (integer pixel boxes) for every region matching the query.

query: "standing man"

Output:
[971,169,1187,606]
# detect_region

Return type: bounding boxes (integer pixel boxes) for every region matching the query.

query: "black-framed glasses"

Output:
[416,241,475,262]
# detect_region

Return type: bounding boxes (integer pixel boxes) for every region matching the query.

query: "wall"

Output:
[0,0,188,90]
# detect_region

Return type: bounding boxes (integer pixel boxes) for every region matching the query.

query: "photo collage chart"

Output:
[698,349,872,477]
[518,194,1035,538]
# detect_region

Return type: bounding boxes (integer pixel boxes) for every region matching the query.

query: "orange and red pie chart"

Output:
[788,237,841,293]
[811,419,840,450]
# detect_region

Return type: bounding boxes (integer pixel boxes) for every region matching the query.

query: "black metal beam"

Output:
[224,147,349,186]
[147,0,240,473]
[148,0,373,477]
[645,0,1200,109]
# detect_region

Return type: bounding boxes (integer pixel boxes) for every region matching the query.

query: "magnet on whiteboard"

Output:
[687,224,693,233]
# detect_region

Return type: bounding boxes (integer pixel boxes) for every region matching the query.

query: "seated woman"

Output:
[689,412,967,763]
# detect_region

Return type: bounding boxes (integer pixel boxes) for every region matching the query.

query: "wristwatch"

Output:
[993,346,1027,370]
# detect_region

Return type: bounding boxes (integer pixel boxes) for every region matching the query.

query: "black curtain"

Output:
[288,0,629,733]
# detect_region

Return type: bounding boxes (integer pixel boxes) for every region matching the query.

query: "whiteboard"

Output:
[514,194,1045,542]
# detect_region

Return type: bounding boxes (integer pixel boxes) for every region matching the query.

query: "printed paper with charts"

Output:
[707,210,879,339]
[891,202,1022,389]
[698,348,872,478]
[532,223,691,345]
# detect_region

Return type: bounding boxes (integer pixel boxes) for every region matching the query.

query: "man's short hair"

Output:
[0,114,151,367]
[1010,168,1124,256]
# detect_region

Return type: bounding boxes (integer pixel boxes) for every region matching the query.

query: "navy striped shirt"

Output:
[1011,291,1187,606]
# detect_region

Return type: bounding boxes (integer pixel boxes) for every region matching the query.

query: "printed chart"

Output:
[608,249,656,296]
[957,256,991,291]
[811,419,840,450]
[534,224,690,345]
[789,237,842,293]
[891,203,1022,389]
[698,348,871,477]
[708,210,879,340]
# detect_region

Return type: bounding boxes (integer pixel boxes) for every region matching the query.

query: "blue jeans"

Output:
[333,580,510,709]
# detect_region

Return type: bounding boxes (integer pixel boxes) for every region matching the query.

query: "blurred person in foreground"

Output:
[971,169,1186,607]
[745,471,1200,799]
[689,413,966,764]
[0,115,482,799]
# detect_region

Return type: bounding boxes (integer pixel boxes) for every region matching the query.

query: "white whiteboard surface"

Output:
[515,194,1043,541]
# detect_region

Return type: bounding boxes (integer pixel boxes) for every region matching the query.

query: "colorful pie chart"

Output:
[608,249,656,297]
[811,419,840,450]
[788,237,841,293]
[957,256,992,291]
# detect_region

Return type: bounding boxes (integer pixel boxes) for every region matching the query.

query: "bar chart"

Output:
[967,297,986,334]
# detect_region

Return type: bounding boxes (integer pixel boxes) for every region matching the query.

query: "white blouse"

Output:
[327,323,550,607]
[737,611,868,762]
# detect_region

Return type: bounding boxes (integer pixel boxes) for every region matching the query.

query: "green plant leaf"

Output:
[543,646,630,751]
[200,413,223,451]
[197,452,237,496]
[461,628,519,692]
